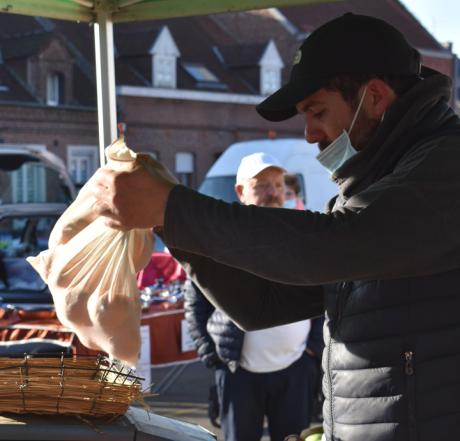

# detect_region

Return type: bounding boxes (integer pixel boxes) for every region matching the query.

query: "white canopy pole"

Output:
[94,11,117,166]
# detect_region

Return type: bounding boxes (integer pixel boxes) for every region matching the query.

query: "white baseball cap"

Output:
[236,152,286,184]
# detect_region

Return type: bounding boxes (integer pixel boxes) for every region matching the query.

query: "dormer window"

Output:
[150,26,180,89]
[183,62,227,90]
[47,73,64,106]
[261,67,280,96]
[154,55,176,88]
[183,63,218,82]
[259,40,284,96]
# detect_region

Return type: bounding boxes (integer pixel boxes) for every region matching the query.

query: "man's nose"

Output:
[304,116,325,144]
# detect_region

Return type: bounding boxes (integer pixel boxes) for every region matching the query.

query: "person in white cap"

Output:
[234,152,286,208]
[184,152,314,441]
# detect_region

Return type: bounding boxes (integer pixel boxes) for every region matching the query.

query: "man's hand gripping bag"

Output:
[27,140,153,367]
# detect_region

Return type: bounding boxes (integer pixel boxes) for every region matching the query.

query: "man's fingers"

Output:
[104,219,126,231]
[91,199,131,231]
[90,169,130,229]
[91,199,112,216]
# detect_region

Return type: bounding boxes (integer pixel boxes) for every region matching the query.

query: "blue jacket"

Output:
[184,281,324,370]
[184,281,244,369]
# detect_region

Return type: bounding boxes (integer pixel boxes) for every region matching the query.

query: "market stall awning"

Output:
[0,0,338,22]
[0,0,339,163]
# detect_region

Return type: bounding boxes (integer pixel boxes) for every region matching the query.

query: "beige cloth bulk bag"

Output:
[27,140,170,367]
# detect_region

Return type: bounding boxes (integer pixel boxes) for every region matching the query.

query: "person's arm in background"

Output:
[306,316,325,359]
[184,281,220,368]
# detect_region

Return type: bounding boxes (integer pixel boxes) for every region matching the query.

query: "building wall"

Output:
[422,54,454,78]
[119,95,305,186]
[0,18,457,191]
[27,39,75,105]
[0,104,97,159]
[0,96,305,188]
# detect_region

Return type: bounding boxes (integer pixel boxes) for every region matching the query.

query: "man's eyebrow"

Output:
[297,99,323,112]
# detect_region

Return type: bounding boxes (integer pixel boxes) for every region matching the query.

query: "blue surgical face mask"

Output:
[283,198,297,209]
[316,86,368,175]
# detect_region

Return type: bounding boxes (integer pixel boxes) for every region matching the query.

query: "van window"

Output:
[198,176,239,203]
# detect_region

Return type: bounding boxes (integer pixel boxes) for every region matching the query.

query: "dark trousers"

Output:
[215,352,311,441]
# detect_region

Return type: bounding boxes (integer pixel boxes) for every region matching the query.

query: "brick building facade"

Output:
[0,0,456,190]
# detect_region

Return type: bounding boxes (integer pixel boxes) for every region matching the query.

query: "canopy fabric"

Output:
[0,0,338,23]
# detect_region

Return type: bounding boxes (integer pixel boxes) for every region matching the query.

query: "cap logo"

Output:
[293,50,302,65]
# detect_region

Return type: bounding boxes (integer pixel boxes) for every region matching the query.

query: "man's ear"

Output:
[235,184,244,203]
[365,78,397,118]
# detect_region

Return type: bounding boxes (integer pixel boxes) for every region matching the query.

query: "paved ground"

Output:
[144,360,271,440]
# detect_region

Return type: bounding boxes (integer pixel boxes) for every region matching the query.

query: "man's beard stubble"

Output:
[350,111,381,151]
[318,111,380,152]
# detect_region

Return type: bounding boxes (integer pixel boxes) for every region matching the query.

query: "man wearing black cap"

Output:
[91,14,460,441]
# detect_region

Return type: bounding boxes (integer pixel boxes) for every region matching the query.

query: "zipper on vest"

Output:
[326,336,334,437]
[404,351,414,375]
[327,282,351,437]
[404,350,417,441]
[335,282,351,328]
[325,284,351,438]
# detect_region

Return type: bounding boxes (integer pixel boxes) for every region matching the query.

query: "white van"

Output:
[198,138,337,212]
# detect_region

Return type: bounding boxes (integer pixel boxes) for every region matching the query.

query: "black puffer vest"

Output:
[321,72,460,441]
[323,271,460,441]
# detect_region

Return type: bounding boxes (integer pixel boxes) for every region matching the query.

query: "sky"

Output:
[400,0,460,56]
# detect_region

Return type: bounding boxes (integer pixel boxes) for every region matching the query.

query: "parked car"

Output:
[198,138,337,212]
[0,145,76,206]
[0,145,77,354]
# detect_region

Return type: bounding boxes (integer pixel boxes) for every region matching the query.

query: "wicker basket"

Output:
[0,354,144,417]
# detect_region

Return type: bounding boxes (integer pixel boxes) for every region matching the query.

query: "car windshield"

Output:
[0,215,58,292]
[0,158,72,204]
[198,176,239,203]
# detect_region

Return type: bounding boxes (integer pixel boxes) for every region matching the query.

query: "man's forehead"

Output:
[296,89,341,112]
[251,167,285,182]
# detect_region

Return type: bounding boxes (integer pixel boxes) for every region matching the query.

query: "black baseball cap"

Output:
[256,13,422,122]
